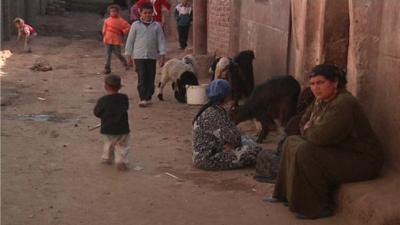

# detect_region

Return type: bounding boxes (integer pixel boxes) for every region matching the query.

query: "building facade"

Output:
[194,0,400,172]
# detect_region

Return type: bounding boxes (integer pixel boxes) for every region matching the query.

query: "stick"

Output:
[164,172,180,180]
[88,123,101,131]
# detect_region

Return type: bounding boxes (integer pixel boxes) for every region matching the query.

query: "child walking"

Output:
[102,5,131,74]
[175,0,192,50]
[134,0,171,26]
[14,17,37,53]
[94,74,130,171]
[125,2,166,107]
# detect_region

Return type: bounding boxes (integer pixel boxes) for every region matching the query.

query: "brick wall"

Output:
[207,0,233,56]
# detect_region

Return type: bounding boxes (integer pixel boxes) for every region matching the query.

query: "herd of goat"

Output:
[156,50,313,143]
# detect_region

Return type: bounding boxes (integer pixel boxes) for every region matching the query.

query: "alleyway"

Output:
[1,11,348,225]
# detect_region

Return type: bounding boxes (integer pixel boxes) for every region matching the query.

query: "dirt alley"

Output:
[1,11,348,225]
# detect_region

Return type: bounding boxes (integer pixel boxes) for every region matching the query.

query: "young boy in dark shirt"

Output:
[94,74,130,171]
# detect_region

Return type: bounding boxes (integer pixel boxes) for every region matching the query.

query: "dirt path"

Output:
[1,11,348,225]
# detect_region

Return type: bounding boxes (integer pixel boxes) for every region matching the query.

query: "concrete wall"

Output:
[322,0,349,67]
[347,0,400,171]
[289,0,349,86]
[238,0,291,83]
[206,0,291,83]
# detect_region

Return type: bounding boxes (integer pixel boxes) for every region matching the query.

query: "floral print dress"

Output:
[192,105,261,170]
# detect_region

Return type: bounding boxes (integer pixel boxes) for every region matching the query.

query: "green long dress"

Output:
[273,90,384,218]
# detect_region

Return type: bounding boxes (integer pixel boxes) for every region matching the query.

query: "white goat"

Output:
[157,55,197,101]
[182,54,198,77]
[214,57,231,80]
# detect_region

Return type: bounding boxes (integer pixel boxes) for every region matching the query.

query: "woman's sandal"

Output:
[263,197,289,206]
[296,208,333,220]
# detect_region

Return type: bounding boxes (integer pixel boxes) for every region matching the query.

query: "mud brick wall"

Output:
[206,0,233,56]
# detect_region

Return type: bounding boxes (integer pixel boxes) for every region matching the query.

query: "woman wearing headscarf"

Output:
[268,64,384,219]
[192,79,261,170]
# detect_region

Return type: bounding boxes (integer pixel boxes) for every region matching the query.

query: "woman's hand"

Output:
[303,121,312,131]
[223,143,234,152]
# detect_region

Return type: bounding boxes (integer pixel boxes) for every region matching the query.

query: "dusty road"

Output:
[1,11,348,225]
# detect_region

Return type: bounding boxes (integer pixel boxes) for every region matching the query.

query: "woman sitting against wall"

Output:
[267,64,384,219]
[191,79,264,170]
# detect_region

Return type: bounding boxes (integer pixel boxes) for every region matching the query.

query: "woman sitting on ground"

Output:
[268,64,384,219]
[192,79,261,170]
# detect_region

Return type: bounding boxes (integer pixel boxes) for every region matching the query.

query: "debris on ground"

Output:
[133,166,144,171]
[3,113,79,123]
[164,172,180,180]
[30,59,53,72]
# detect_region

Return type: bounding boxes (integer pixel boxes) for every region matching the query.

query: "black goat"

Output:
[229,75,301,143]
[233,50,255,97]
[209,50,256,106]
[174,71,199,103]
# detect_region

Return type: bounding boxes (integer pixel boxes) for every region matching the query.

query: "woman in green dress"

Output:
[268,64,384,219]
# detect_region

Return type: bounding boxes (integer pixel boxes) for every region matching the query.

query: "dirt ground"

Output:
[1,11,349,225]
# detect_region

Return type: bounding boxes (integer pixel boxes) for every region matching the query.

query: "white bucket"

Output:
[186,84,209,105]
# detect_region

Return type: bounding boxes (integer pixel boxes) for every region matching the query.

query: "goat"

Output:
[209,50,256,105]
[229,75,301,143]
[213,57,231,80]
[233,50,255,97]
[174,71,199,103]
[182,54,199,77]
[157,56,198,103]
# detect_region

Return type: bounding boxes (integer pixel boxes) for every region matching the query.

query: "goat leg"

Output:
[157,80,168,101]
[279,96,297,126]
[255,113,274,143]
[157,82,164,101]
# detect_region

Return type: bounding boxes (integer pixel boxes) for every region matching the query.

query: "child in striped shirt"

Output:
[14,18,37,53]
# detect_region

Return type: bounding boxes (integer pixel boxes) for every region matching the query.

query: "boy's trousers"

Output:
[102,134,130,165]
[105,44,128,70]
[177,25,190,49]
[134,59,157,101]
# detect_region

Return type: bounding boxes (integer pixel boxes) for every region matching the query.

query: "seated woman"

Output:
[268,64,384,219]
[192,79,261,170]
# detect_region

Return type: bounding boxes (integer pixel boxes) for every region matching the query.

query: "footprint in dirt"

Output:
[50,130,60,138]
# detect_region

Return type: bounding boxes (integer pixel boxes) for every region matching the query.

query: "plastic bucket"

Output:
[186,84,209,105]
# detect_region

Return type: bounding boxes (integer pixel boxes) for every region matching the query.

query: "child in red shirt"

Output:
[14,18,37,53]
[102,5,131,74]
